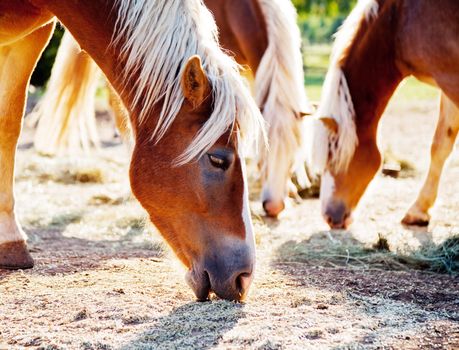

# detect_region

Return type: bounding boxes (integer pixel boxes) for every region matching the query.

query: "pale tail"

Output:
[32,31,101,156]
[256,0,313,195]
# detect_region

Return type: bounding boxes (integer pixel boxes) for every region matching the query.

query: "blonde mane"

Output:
[256,0,312,192]
[113,0,264,164]
[312,0,379,173]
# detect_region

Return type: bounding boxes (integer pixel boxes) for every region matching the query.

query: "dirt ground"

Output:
[1,94,458,349]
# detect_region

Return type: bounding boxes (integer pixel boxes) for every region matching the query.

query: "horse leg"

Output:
[402,92,459,226]
[0,21,55,269]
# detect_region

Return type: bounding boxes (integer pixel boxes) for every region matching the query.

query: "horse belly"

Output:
[0,0,53,45]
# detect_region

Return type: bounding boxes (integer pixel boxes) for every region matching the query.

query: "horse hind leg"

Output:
[0,21,55,269]
[402,92,459,226]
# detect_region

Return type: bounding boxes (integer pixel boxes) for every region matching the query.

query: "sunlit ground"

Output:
[0,46,458,349]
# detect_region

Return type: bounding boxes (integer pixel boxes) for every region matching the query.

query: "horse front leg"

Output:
[402,92,459,226]
[0,21,55,269]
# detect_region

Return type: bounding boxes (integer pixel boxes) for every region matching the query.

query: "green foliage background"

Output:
[294,0,356,43]
[31,25,64,87]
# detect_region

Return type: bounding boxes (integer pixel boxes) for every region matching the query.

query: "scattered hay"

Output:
[48,212,83,229]
[80,342,113,350]
[122,314,150,325]
[88,193,125,205]
[18,161,106,184]
[297,177,320,199]
[67,167,105,184]
[276,233,408,270]
[373,234,390,251]
[382,148,416,178]
[405,236,459,275]
[73,308,90,321]
[276,233,459,275]
[294,165,321,199]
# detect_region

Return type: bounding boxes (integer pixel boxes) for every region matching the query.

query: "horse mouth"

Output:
[186,269,211,301]
[185,268,250,302]
[326,213,353,230]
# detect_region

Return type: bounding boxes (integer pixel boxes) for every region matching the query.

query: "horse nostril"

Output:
[263,200,285,217]
[235,272,252,293]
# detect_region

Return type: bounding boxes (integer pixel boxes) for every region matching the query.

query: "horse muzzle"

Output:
[186,242,254,301]
[323,200,353,229]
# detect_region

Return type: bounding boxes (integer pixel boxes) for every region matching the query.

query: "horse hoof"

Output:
[0,241,34,270]
[401,213,430,227]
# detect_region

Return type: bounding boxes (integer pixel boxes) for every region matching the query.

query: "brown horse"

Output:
[311,0,459,229]
[0,0,265,301]
[33,0,312,217]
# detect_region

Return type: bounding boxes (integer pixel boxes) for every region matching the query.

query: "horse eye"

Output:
[208,154,229,170]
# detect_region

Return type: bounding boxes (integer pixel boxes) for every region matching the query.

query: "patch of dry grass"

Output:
[276,232,459,275]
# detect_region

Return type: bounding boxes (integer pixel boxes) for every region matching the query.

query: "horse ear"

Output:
[181,55,210,108]
[319,117,339,134]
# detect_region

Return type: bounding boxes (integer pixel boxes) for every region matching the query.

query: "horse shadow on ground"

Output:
[120,301,245,350]
[0,210,163,279]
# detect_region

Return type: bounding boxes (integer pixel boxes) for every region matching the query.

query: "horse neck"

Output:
[42,0,146,129]
[343,1,405,138]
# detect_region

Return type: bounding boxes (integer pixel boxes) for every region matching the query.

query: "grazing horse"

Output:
[0,0,265,301]
[311,0,459,229]
[32,0,312,217]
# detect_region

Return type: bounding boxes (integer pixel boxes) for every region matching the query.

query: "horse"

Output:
[311,0,459,229]
[0,0,266,301]
[32,0,312,218]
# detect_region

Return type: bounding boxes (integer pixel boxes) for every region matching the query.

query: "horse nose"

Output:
[202,245,254,301]
[324,201,351,229]
[263,200,285,218]
[207,266,253,301]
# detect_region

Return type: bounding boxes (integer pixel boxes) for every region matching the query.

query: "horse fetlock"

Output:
[401,205,431,227]
[0,210,25,237]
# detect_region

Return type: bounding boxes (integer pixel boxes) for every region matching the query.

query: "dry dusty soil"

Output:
[1,94,458,349]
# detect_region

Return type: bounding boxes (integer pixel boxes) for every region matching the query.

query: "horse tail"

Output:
[256,0,313,190]
[108,83,133,152]
[32,31,100,156]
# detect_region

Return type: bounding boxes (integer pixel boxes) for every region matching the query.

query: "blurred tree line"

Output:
[31,0,355,87]
[292,0,355,15]
[294,0,357,44]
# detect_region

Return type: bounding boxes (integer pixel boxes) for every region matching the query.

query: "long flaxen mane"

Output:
[312,0,379,173]
[113,0,264,163]
[256,0,312,189]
